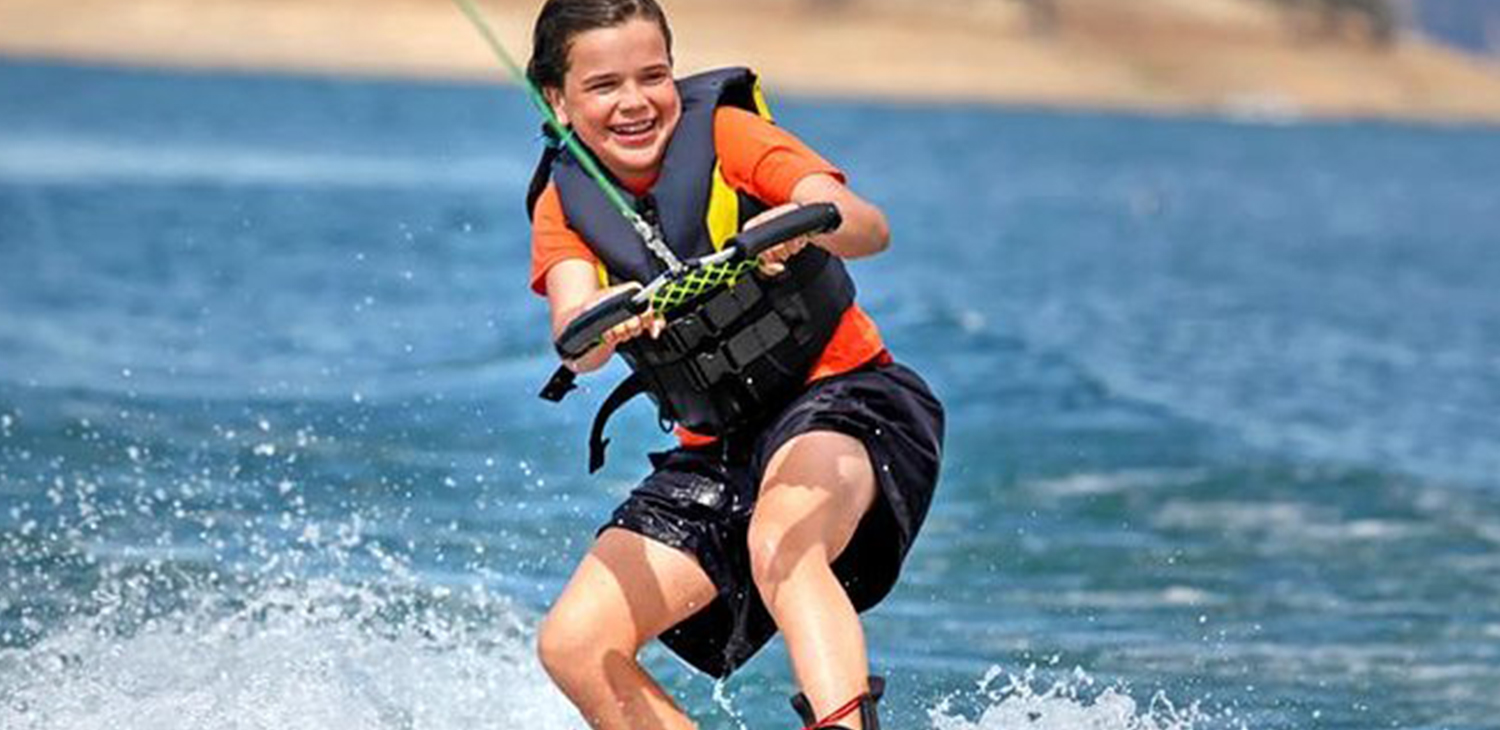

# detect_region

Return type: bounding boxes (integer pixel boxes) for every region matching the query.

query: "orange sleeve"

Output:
[713,107,845,204]
[529,182,599,296]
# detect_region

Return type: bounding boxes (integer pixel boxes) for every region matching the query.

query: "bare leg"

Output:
[538,528,718,730]
[748,431,879,730]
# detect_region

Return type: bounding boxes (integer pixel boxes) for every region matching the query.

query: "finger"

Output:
[605,319,636,345]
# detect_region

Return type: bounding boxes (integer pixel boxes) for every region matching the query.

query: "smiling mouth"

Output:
[609,118,657,141]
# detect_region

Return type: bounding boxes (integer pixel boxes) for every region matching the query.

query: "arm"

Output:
[787,172,889,259]
[750,173,890,272]
[545,259,661,374]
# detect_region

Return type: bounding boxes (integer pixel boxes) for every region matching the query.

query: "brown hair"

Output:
[527,0,674,91]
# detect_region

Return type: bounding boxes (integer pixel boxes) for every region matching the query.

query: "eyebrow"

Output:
[580,62,672,86]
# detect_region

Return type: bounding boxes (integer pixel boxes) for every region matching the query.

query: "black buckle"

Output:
[539,365,577,402]
[687,312,792,391]
[690,351,734,390]
[701,276,763,331]
[664,313,712,353]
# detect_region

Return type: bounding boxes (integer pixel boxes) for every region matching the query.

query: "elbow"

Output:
[867,210,891,256]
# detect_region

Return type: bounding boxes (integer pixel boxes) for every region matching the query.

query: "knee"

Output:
[536,607,634,688]
[747,519,816,593]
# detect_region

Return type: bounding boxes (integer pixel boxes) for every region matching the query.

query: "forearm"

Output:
[546,259,616,374]
[552,305,616,374]
[789,174,890,259]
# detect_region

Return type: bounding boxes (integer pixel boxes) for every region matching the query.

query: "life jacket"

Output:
[529,68,854,472]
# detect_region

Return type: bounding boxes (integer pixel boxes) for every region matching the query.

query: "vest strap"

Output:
[688,311,792,390]
[539,365,578,402]
[588,372,649,473]
[650,274,766,361]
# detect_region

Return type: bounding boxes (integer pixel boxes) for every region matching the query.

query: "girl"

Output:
[524,1,943,727]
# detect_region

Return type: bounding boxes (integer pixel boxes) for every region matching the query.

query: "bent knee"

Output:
[747,520,826,591]
[536,606,638,682]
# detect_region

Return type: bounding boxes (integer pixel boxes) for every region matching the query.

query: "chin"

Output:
[607,146,667,181]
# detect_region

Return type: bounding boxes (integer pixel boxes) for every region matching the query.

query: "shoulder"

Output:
[533,181,565,227]
[532,181,588,250]
[712,105,773,135]
[711,106,799,155]
[712,107,844,203]
[529,181,597,296]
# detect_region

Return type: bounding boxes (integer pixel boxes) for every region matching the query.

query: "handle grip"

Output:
[554,288,648,360]
[730,203,843,260]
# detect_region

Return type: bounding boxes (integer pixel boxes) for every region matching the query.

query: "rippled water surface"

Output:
[2,59,1499,729]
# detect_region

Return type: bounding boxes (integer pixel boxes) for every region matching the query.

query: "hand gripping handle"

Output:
[554,288,648,360]
[730,202,843,261]
[551,204,841,360]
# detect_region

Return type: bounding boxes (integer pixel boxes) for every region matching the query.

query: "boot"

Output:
[789,676,883,730]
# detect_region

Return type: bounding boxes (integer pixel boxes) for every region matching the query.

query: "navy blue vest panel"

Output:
[550,67,762,284]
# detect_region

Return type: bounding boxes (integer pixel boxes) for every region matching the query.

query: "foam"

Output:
[0,578,582,730]
[929,666,1206,730]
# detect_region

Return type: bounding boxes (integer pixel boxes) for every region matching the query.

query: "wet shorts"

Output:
[600,359,944,678]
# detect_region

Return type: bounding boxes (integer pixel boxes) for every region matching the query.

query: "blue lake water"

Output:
[2,58,1498,729]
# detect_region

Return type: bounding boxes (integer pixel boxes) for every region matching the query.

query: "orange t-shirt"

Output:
[530,106,886,444]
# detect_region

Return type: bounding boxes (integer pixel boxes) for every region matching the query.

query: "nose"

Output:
[618,80,649,114]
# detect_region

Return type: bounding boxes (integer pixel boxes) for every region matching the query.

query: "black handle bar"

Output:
[553,203,841,360]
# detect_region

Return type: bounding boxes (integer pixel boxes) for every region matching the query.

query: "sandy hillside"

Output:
[1,0,1499,124]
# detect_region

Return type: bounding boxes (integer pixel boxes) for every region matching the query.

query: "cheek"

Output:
[575,98,615,131]
[653,92,682,130]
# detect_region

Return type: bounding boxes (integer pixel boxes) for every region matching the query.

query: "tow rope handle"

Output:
[551,203,842,361]
[729,202,841,260]
[554,288,648,360]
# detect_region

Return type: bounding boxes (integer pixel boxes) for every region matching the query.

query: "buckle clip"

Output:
[539,365,577,402]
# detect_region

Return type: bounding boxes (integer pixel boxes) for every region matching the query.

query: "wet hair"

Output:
[527,0,674,91]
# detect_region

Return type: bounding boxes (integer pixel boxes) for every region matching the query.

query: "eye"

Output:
[583,76,620,94]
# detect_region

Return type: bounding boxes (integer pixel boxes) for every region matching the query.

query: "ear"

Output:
[543,86,570,127]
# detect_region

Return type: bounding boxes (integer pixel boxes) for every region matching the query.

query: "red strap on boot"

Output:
[801,693,865,730]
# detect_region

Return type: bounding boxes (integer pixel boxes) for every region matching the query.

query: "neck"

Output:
[618,171,658,196]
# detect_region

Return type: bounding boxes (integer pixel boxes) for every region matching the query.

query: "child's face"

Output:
[547,17,681,185]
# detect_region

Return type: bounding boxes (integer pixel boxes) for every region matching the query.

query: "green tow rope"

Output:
[452,0,684,273]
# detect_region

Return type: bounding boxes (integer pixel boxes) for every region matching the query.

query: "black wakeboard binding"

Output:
[789,676,883,730]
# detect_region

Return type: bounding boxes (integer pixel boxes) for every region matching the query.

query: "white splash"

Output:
[929,666,1205,730]
[0,579,583,730]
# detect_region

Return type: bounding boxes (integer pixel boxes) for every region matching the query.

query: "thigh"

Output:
[544,527,719,651]
[750,431,878,568]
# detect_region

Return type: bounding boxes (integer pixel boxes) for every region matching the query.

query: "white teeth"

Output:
[613,120,654,135]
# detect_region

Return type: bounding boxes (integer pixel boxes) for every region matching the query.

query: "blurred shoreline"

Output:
[3,0,1500,124]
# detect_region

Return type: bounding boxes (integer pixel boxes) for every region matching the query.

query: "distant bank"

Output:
[2,0,1499,125]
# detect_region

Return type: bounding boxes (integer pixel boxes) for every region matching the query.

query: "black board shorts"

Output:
[599,359,944,678]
